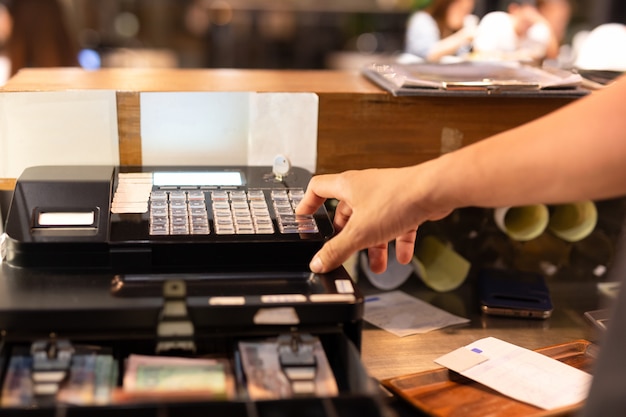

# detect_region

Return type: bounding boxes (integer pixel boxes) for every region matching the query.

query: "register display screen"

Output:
[153,171,244,187]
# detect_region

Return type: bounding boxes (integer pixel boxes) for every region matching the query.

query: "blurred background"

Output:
[0,0,624,80]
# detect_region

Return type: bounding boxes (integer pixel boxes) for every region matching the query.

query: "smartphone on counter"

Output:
[478,268,553,319]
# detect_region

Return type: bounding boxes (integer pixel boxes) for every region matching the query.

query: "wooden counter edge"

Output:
[1,68,386,94]
[0,178,16,191]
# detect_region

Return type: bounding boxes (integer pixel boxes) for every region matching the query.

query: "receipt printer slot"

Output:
[32,208,100,236]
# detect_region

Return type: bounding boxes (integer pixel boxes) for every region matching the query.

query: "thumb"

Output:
[309,231,358,274]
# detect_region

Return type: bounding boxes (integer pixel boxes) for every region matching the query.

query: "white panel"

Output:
[140,92,250,166]
[0,91,119,178]
[248,92,318,173]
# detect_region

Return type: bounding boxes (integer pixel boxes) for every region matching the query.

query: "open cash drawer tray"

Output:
[0,331,387,417]
[0,267,389,416]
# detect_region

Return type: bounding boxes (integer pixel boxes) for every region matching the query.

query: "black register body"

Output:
[4,165,335,272]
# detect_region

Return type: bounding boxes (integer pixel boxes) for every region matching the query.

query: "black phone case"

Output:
[478,268,553,319]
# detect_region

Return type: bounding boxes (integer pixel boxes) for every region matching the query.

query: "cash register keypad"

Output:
[149,189,318,236]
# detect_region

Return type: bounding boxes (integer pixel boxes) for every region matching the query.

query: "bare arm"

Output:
[440,76,626,208]
[297,76,626,273]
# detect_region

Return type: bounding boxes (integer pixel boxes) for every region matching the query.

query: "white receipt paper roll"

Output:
[412,236,471,292]
[494,205,549,242]
[548,201,598,242]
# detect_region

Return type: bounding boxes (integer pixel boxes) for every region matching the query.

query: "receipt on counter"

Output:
[363,290,469,337]
[435,337,592,410]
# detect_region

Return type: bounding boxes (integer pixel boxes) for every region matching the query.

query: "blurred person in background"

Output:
[6,0,78,77]
[405,0,478,62]
[472,0,559,63]
[537,0,572,46]
[537,0,574,66]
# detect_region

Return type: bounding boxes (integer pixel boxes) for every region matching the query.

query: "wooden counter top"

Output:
[1,68,382,93]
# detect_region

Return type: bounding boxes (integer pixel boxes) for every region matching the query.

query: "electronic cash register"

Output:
[1,164,364,339]
[0,165,382,416]
[3,165,334,272]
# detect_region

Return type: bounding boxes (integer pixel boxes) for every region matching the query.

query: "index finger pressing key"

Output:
[296,174,340,215]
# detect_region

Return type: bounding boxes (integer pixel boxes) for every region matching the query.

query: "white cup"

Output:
[494,205,549,242]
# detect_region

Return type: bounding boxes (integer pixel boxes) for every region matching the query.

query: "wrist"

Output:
[406,155,460,222]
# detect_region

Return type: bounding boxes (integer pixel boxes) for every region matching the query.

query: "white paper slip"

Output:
[434,337,592,410]
[363,290,469,337]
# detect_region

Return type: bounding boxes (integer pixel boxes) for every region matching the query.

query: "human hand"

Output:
[296,167,453,274]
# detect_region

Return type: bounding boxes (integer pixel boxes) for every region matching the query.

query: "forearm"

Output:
[420,76,626,210]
